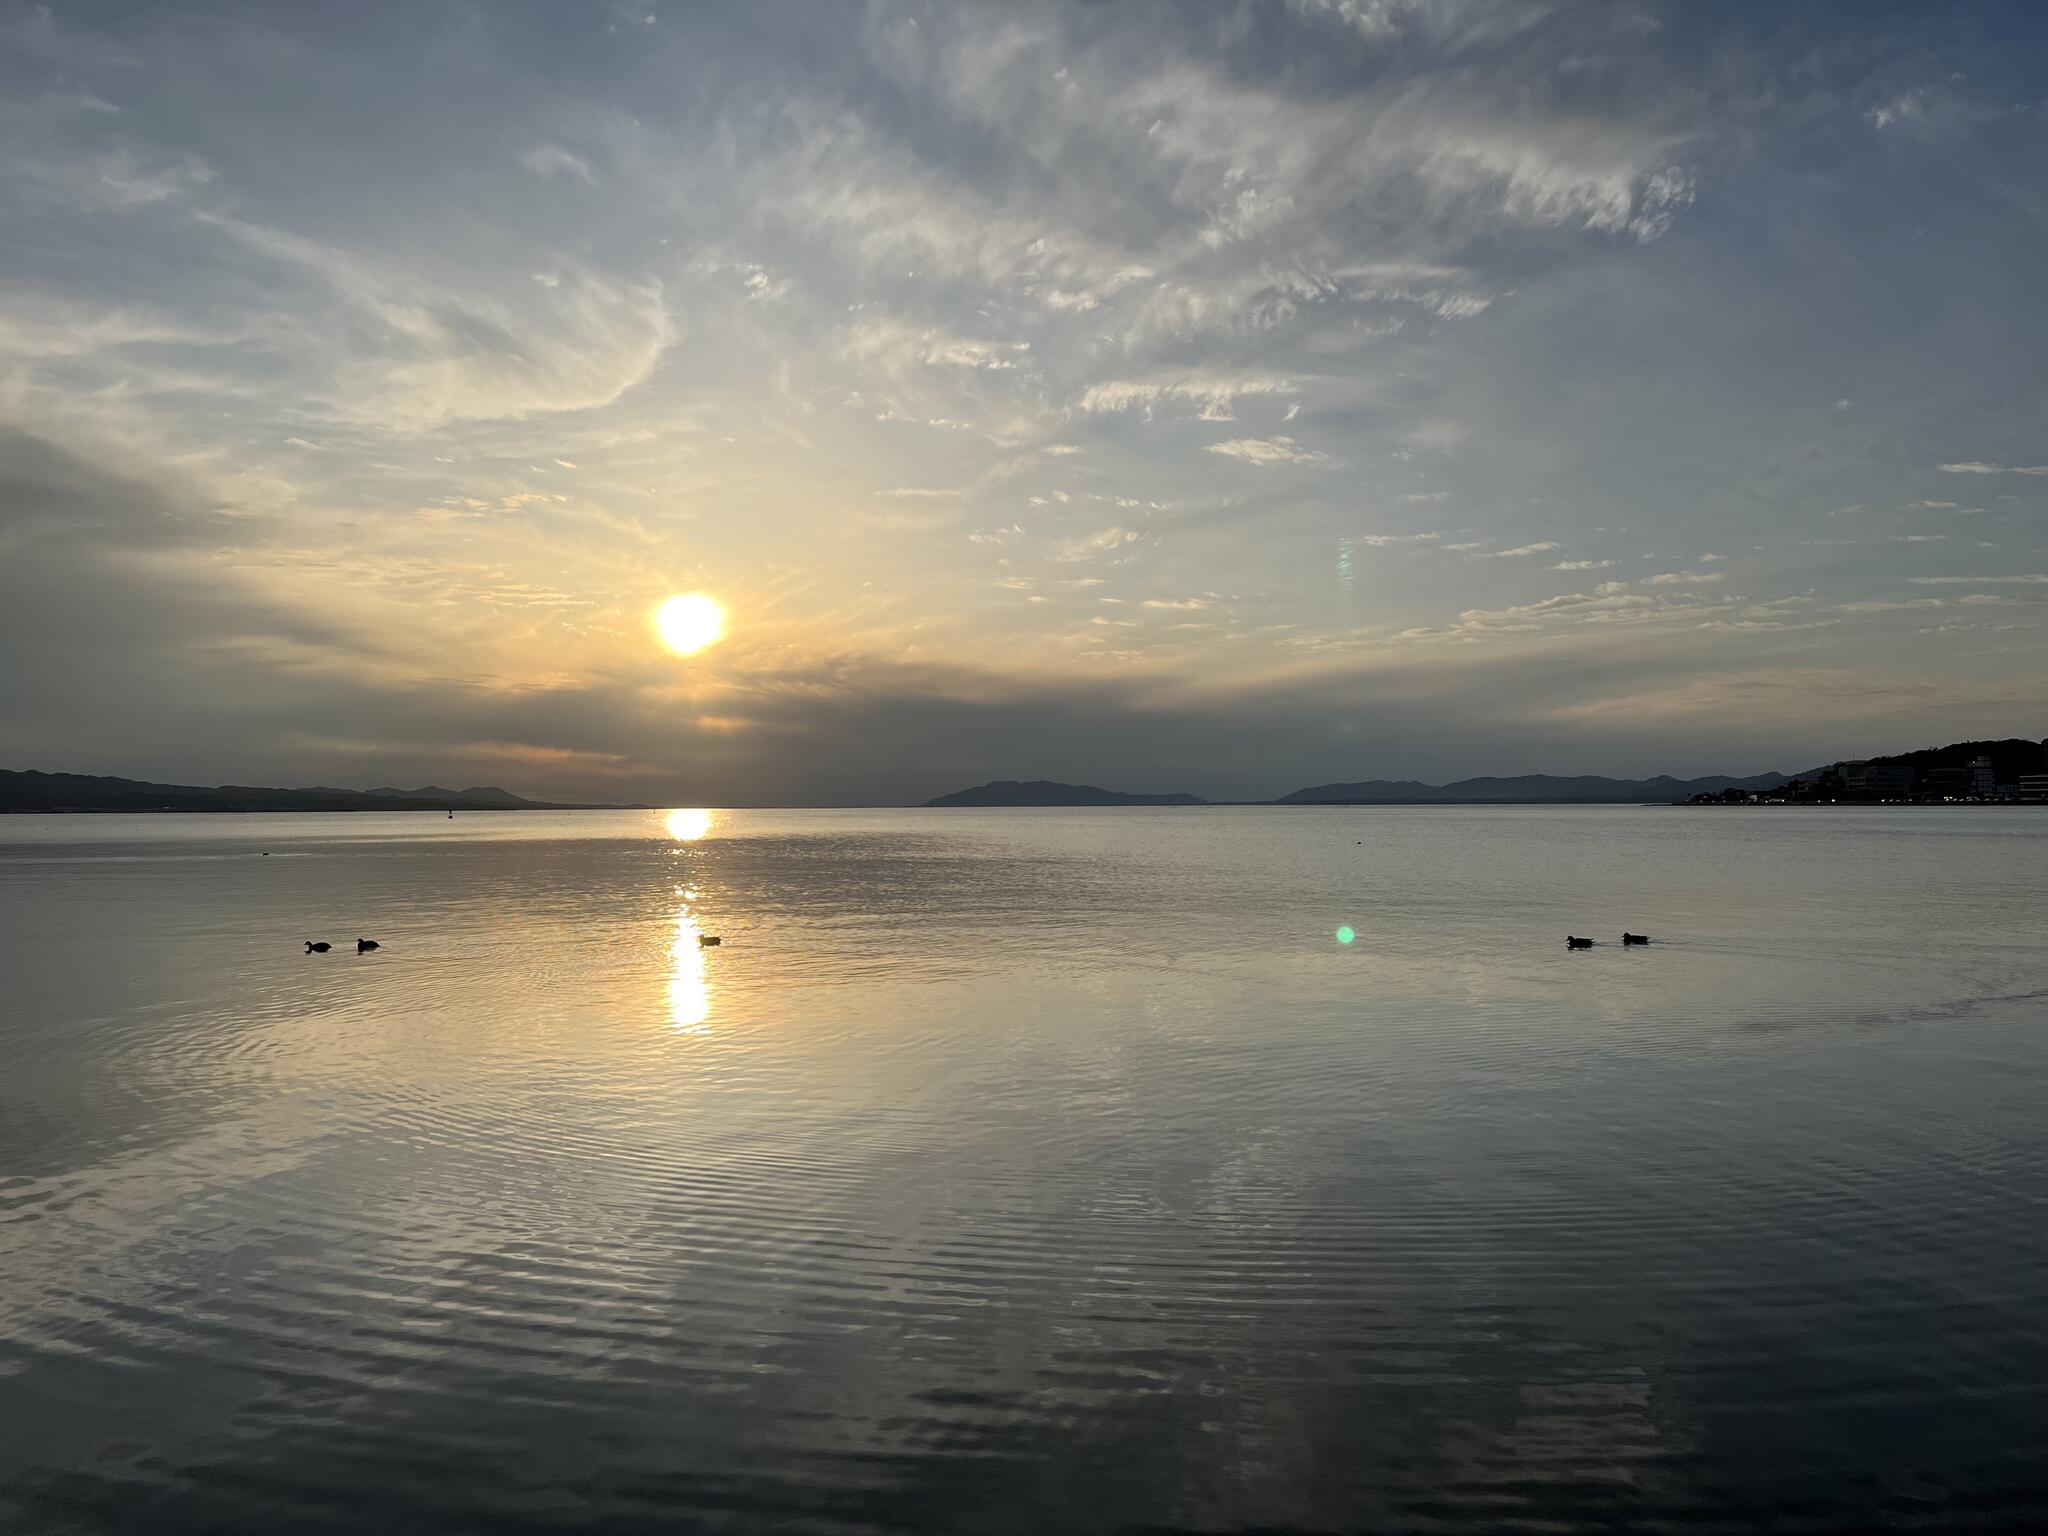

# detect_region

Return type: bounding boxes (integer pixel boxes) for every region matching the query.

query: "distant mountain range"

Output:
[928,771,1795,807]
[1275,771,1793,804]
[926,779,1206,807]
[0,769,607,814]
[14,734,2039,815]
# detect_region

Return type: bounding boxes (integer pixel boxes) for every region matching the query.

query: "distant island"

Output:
[928,737,2048,808]
[0,769,624,814]
[923,772,1792,807]
[1274,771,1792,805]
[14,734,2044,814]
[926,779,1206,808]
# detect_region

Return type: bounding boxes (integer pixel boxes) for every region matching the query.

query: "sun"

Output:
[654,593,725,656]
[665,808,713,841]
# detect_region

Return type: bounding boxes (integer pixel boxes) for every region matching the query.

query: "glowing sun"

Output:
[655,593,725,656]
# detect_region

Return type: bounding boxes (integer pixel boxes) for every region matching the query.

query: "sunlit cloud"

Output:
[1204,436,1325,466]
[1,3,2044,802]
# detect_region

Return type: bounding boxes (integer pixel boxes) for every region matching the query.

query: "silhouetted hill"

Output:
[1860,738,2045,784]
[1278,771,1791,804]
[0,769,604,813]
[926,779,1206,807]
[362,785,535,807]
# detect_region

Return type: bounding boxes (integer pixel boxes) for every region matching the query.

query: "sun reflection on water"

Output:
[669,893,712,1033]
[662,811,717,1031]
[665,808,714,842]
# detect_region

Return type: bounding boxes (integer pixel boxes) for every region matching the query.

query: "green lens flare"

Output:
[1336,926,1355,945]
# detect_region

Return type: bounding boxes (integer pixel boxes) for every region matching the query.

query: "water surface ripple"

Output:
[3,806,2047,1533]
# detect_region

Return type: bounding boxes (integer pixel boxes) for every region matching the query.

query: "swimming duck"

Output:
[305,941,331,953]
[1566,935,1593,949]
[1622,932,1650,945]
[356,938,381,953]
[698,935,722,947]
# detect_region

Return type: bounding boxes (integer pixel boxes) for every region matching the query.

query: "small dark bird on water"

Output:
[1566,935,1593,949]
[305,941,331,953]
[1622,932,1650,945]
[698,935,721,947]
[357,938,380,953]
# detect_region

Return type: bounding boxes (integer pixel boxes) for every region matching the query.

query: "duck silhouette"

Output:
[356,938,381,953]
[1622,932,1650,945]
[305,941,331,953]
[1566,935,1594,949]
[697,935,721,947]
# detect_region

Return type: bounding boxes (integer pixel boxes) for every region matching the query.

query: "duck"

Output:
[1566,935,1593,949]
[1622,932,1650,946]
[356,938,381,953]
[305,941,331,953]
[698,935,722,947]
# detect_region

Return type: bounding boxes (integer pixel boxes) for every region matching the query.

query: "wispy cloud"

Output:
[518,144,597,183]
[1076,375,1297,421]
[1055,527,1142,561]
[1351,532,1442,547]
[1204,435,1325,466]
[2,3,2043,802]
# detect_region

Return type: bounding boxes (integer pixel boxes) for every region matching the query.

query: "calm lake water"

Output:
[3,806,2047,1533]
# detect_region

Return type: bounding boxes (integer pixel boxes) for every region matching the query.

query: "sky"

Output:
[2,0,2045,805]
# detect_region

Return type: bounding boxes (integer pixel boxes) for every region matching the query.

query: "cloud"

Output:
[4,4,2045,802]
[1055,526,1141,561]
[1939,461,2048,475]
[1909,574,2048,585]
[844,317,1031,375]
[518,144,597,184]
[1868,92,1926,131]
[199,216,675,431]
[1076,375,1298,422]
[1834,598,1946,613]
[1204,435,1326,466]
